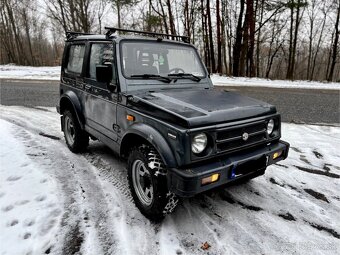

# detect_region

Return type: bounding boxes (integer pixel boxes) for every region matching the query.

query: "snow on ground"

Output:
[0,120,62,255]
[211,75,340,90]
[1,64,339,90]
[0,65,61,81]
[0,105,340,255]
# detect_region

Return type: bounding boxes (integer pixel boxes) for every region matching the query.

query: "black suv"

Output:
[57,27,289,220]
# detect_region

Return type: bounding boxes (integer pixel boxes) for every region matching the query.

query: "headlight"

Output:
[192,133,208,154]
[267,119,275,135]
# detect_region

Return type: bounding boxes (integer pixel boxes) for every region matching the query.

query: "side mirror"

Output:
[96,64,112,83]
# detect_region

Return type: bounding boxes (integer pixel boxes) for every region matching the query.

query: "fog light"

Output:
[273,151,282,160]
[201,173,220,186]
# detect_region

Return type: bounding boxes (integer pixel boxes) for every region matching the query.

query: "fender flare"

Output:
[121,123,177,168]
[59,91,85,129]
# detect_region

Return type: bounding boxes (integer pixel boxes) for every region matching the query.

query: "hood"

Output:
[128,88,276,128]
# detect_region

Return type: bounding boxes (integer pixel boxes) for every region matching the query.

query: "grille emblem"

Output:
[242,132,249,141]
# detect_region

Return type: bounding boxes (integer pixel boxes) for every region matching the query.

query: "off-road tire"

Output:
[127,145,178,221]
[63,110,89,153]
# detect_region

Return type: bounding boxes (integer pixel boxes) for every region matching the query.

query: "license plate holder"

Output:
[230,156,267,179]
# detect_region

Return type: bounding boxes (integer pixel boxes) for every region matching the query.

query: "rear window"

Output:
[67,44,85,74]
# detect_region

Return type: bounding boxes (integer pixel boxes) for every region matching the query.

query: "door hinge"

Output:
[113,124,120,133]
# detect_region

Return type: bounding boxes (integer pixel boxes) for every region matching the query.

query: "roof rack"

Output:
[66,31,95,40]
[104,27,189,43]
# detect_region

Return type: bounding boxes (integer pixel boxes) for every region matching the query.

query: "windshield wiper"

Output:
[168,73,201,82]
[130,74,171,83]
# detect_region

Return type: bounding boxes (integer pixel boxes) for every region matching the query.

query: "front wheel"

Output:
[127,145,178,221]
[63,110,89,152]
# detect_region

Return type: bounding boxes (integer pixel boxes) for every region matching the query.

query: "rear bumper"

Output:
[167,140,289,197]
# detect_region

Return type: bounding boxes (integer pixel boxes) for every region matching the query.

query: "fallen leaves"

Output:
[201,241,211,250]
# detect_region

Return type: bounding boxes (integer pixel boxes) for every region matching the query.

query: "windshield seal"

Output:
[119,39,207,81]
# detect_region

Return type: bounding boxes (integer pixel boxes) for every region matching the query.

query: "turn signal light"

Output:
[201,173,220,186]
[126,115,135,121]
[273,151,282,160]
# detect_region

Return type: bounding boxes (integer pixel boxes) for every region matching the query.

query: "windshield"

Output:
[121,41,206,79]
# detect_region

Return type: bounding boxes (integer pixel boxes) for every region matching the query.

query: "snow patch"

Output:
[0,64,60,80]
[211,75,340,90]
[0,119,62,255]
[1,105,340,254]
[1,64,339,90]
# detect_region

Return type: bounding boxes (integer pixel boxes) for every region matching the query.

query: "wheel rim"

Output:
[64,115,75,145]
[132,159,154,206]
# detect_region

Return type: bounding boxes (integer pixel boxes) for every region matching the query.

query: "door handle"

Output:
[85,84,92,91]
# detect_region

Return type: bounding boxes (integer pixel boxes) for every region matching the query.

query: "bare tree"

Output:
[309,4,329,80]
[45,0,95,33]
[1,0,339,82]
[327,0,340,81]
[206,0,215,72]
[286,0,307,80]
[216,0,222,73]
[233,0,245,76]
[265,15,287,78]
[166,0,176,35]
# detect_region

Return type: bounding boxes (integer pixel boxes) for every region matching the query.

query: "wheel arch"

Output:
[59,91,85,129]
[120,124,177,168]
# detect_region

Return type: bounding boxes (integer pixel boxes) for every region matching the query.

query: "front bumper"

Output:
[167,140,289,197]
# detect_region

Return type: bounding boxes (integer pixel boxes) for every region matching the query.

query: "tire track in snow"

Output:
[82,146,162,255]
[83,150,133,202]
[0,107,159,254]
[3,106,340,254]
[2,119,119,254]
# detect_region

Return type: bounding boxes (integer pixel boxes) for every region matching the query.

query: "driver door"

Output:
[84,42,118,141]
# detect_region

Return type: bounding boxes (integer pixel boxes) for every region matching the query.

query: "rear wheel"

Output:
[127,145,178,221]
[63,110,89,152]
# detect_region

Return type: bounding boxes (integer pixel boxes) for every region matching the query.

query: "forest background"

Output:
[1,0,339,82]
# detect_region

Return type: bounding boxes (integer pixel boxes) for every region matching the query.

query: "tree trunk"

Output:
[216,0,222,73]
[207,0,215,72]
[184,0,190,37]
[290,0,301,80]
[256,0,264,77]
[247,0,255,77]
[327,2,340,81]
[57,0,68,32]
[4,0,26,64]
[166,0,176,35]
[233,0,245,76]
[286,2,294,80]
[117,1,121,28]
[200,0,208,67]
[311,11,327,80]
[221,0,228,74]
[22,8,35,65]
[286,0,305,80]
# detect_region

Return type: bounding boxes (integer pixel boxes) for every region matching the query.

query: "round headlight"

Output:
[267,119,275,135]
[192,133,208,154]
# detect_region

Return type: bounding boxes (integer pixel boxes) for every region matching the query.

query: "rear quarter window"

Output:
[67,44,85,74]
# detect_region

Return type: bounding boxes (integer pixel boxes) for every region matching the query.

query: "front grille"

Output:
[216,121,267,153]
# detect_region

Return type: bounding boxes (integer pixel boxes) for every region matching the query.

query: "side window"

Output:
[88,43,114,80]
[67,44,85,74]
